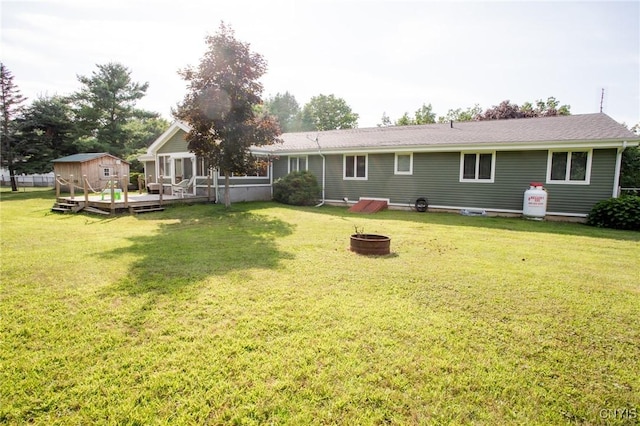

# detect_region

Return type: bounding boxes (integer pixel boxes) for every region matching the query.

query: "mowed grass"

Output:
[1,188,639,425]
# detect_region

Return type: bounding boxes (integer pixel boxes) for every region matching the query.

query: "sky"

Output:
[1,0,639,129]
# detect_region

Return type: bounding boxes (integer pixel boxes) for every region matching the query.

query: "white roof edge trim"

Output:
[257,139,635,156]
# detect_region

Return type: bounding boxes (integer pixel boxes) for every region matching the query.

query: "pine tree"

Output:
[0,63,27,191]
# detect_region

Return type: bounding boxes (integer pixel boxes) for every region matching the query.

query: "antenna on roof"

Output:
[306,133,320,148]
[600,88,605,113]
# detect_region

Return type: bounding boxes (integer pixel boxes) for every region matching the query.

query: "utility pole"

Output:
[600,88,605,113]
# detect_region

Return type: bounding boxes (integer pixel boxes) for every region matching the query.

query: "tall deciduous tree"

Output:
[123,116,170,173]
[0,63,26,191]
[437,104,482,123]
[413,103,436,124]
[17,95,76,174]
[377,112,392,127]
[300,94,359,131]
[621,123,640,189]
[264,91,301,133]
[477,97,570,120]
[71,62,150,157]
[175,23,281,207]
[394,103,436,126]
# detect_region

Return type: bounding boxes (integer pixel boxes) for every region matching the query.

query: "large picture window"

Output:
[460,152,495,182]
[344,154,367,179]
[547,150,591,184]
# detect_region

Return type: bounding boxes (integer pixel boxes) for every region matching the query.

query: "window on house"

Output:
[288,156,307,172]
[344,154,367,179]
[217,159,269,178]
[460,152,495,182]
[395,153,413,175]
[196,157,211,176]
[102,168,111,178]
[159,155,171,177]
[547,150,591,184]
[174,158,184,181]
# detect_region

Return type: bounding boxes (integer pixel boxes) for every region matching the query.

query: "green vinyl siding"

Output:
[544,148,616,214]
[274,148,618,215]
[158,131,189,153]
[273,157,289,178]
[273,156,324,183]
[145,161,157,183]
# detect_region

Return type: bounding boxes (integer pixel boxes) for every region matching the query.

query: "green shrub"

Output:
[273,171,321,206]
[586,195,640,231]
[129,172,144,187]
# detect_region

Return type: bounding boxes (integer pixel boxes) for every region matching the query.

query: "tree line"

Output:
[2,21,638,196]
[0,62,169,190]
[378,97,571,127]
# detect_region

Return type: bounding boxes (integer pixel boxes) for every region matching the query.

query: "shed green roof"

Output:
[52,153,128,163]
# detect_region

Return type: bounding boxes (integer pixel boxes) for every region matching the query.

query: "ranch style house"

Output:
[139,113,639,219]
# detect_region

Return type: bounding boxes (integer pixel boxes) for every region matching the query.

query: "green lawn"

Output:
[1,188,639,425]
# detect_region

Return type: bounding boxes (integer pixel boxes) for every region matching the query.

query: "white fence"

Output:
[619,187,640,196]
[1,173,55,188]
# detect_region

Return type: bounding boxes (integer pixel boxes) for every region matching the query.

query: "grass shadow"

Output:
[100,203,295,297]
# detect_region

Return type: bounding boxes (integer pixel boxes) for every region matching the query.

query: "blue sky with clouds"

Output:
[2,0,638,128]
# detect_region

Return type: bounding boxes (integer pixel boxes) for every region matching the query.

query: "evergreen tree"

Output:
[71,62,150,157]
[0,63,27,191]
[17,95,76,174]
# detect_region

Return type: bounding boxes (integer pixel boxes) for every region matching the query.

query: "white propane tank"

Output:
[523,182,547,220]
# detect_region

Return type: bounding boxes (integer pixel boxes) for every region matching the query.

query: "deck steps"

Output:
[51,199,84,213]
[348,199,388,214]
[51,206,71,213]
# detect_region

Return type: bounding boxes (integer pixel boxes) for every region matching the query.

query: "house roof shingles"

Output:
[266,113,638,153]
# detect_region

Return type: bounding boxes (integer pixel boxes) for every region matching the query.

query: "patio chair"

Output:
[171,176,195,198]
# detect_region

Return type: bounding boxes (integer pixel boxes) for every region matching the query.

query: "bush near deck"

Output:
[1,188,639,425]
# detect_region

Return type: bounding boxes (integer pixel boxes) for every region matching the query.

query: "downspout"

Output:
[312,136,325,207]
[612,141,627,198]
[213,167,219,203]
[269,156,274,199]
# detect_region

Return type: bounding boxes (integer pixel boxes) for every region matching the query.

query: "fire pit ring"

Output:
[350,234,391,256]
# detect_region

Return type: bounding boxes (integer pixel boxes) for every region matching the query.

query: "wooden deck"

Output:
[52,192,213,215]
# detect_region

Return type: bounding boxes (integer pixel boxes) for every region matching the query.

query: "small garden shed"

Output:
[52,153,129,192]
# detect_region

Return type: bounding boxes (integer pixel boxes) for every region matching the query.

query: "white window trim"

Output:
[287,155,308,173]
[394,153,413,175]
[459,151,495,183]
[102,168,111,178]
[158,155,172,178]
[343,154,368,180]
[546,149,592,185]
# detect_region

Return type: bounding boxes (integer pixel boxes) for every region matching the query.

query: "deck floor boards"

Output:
[57,193,212,213]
